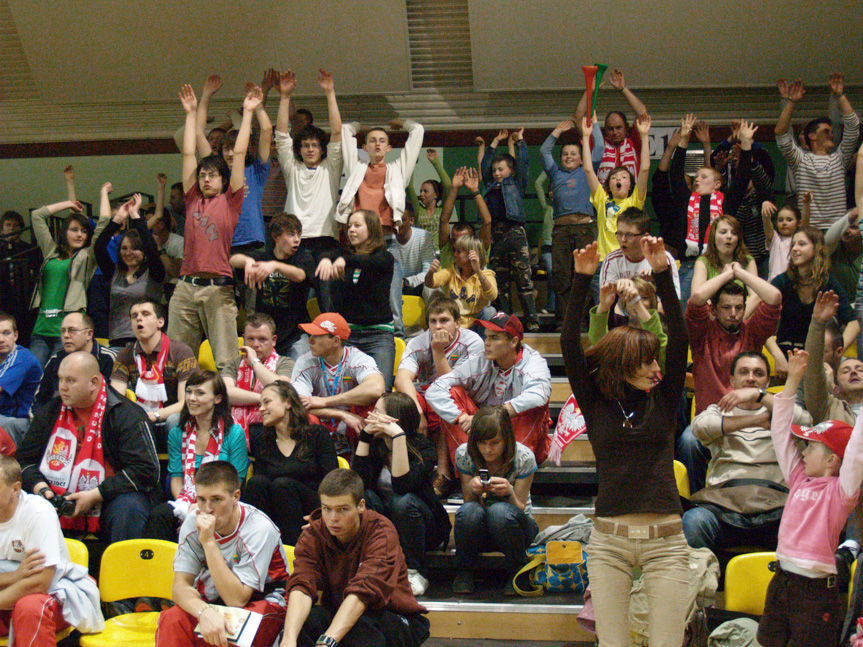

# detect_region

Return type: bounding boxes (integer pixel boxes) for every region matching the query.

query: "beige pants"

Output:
[168,281,238,374]
[587,526,690,647]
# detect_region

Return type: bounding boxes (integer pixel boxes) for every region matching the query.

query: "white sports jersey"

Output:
[175,502,289,606]
[291,347,381,406]
[398,328,484,395]
[425,344,551,423]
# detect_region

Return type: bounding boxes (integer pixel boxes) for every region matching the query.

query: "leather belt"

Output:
[593,518,683,540]
[181,276,234,287]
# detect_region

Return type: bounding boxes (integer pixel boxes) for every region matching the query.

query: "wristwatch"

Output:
[756,388,766,403]
[252,358,261,365]
[316,635,338,647]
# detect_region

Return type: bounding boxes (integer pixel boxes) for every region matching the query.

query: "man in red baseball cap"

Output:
[291,313,384,454]
[425,312,552,466]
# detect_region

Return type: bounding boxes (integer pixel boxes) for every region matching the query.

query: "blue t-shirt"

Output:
[0,346,43,418]
[231,158,271,247]
[167,422,249,481]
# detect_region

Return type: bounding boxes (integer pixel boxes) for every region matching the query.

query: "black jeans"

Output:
[300,236,339,313]
[242,474,319,545]
[365,490,444,575]
[298,605,429,647]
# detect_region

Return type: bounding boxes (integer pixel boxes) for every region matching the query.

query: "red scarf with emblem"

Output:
[39,378,112,533]
[168,418,225,523]
[597,139,639,184]
[685,191,724,256]
[134,334,171,411]
[231,350,279,446]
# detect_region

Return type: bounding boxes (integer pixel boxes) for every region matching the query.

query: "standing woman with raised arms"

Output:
[561,236,689,647]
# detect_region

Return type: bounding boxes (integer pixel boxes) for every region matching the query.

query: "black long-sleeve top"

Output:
[94,218,166,284]
[249,424,339,492]
[351,434,451,540]
[339,247,394,326]
[561,268,687,517]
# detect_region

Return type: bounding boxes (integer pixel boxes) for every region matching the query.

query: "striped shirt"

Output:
[776,111,859,229]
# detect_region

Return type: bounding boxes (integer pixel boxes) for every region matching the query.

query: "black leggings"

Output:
[242,474,319,545]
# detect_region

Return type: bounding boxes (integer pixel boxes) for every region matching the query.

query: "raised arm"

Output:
[695,121,711,168]
[732,262,781,305]
[255,100,273,164]
[803,291,838,424]
[561,242,601,404]
[580,117,600,193]
[230,87,263,193]
[464,167,492,250]
[63,165,76,203]
[195,74,222,158]
[318,69,342,140]
[775,78,804,137]
[179,84,199,193]
[609,68,647,119]
[439,167,464,249]
[687,265,733,306]
[275,70,297,135]
[635,114,651,197]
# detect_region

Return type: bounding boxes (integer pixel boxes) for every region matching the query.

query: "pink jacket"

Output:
[771,393,863,573]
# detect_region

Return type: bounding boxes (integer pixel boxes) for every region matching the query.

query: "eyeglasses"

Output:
[60,327,90,336]
[614,232,644,241]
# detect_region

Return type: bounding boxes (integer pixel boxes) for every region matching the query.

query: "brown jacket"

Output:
[287,509,425,615]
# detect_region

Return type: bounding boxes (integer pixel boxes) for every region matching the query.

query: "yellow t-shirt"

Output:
[591,186,646,259]
[431,267,498,327]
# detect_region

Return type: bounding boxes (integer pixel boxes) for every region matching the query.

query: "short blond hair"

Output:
[454,235,486,269]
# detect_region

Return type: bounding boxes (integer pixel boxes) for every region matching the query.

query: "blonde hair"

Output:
[454,235,486,269]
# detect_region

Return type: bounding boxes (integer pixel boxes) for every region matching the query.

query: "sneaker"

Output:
[407,569,429,597]
[452,569,475,595]
[525,320,541,333]
[432,473,454,498]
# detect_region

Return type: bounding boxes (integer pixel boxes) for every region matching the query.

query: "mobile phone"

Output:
[478,468,490,484]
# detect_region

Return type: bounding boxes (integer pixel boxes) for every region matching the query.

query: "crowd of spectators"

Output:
[0,66,861,647]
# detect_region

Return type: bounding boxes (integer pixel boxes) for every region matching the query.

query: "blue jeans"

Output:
[365,490,443,574]
[289,334,310,362]
[0,416,29,446]
[347,328,395,391]
[100,492,152,543]
[541,246,555,313]
[470,306,497,338]
[454,501,539,574]
[681,506,780,552]
[29,334,62,367]
[386,238,404,339]
[676,425,710,495]
[678,258,696,311]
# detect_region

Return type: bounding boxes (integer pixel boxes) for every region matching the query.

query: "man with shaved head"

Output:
[17,351,159,542]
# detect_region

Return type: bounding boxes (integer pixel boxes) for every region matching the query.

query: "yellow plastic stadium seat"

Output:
[307,298,321,320]
[673,460,690,499]
[95,338,110,348]
[846,341,858,359]
[78,539,178,647]
[394,337,406,376]
[65,538,89,567]
[284,545,295,572]
[402,296,427,330]
[724,551,775,615]
[337,456,349,470]
[197,338,243,372]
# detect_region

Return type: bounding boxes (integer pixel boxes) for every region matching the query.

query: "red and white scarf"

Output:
[170,418,225,519]
[685,191,725,256]
[231,350,280,445]
[39,378,112,533]
[597,139,639,185]
[134,334,171,412]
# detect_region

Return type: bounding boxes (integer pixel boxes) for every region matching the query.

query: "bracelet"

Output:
[252,358,261,365]
[358,430,374,445]
[470,191,480,197]
[36,486,52,499]
[316,635,338,647]
[197,604,211,618]
[391,432,406,440]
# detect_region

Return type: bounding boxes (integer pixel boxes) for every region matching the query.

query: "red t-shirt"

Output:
[181,184,243,277]
[356,163,393,227]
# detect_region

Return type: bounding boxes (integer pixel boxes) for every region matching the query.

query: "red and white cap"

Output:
[476,312,524,341]
[791,420,854,460]
[299,313,351,340]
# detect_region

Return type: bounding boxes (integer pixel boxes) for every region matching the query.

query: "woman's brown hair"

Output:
[786,226,830,289]
[703,215,750,271]
[467,406,516,477]
[584,325,661,400]
[259,381,315,459]
[350,209,385,253]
